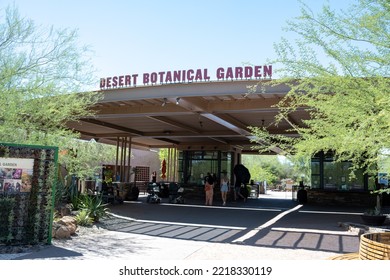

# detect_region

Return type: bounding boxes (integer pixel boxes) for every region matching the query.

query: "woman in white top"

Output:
[220,176,229,206]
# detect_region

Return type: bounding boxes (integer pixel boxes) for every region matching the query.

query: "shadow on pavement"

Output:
[103,195,364,254]
[14,246,83,260]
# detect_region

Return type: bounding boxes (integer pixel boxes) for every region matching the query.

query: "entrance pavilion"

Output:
[67,80,300,181]
[66,79,376,205]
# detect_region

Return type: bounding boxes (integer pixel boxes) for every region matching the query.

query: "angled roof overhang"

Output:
[66,80,308,154]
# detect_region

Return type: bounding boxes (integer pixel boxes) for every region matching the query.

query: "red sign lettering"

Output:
[99,65,272,89]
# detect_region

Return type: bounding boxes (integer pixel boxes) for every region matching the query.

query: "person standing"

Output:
[204,172,214,206]
[220,175,229,206]
[151,171,157,183]
[234,181,246,202]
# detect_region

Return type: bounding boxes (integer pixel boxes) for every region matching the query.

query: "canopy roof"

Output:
[67,80,308,154]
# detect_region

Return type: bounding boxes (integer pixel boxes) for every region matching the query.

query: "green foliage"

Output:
[159,148,168,162]
[273,0,389,78]
[0,196,15,243]
[0,6,101,145]
[75,209,94,226]
[69,191,82,211]
[76,194,110,222]
[1,143,57,246]
[242,155,282,185]
[250,0,390,179]
[0,5,113,187]
[60,139,117,181]
[0,5,120,216]
[53,172,67,208]
[242,155,311,186]
[52,210,62,222]
[371,188,390,195]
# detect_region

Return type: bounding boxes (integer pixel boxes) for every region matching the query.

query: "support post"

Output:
[115,137,119,181]
[127,137,132,182]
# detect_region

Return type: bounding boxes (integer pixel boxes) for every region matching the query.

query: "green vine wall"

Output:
[0,143,58,245]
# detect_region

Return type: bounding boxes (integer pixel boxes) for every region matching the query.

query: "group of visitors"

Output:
[204,172,246,206]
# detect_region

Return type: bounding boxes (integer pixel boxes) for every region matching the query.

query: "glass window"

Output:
[310,158,321,189]
[203,151,218,159]
[178,150,224,186]
[324,161,364,191]
[311,151,366,191]
[311,175,321,189]
[311,160,320,175]
[221,152,232,184]
[324,151,334,161]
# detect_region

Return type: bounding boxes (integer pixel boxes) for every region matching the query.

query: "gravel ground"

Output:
[0,218,111,258]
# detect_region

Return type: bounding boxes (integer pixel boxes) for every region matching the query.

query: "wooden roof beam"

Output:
[80,118,144,136]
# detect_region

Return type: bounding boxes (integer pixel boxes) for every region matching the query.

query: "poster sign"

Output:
[0,158,34,193]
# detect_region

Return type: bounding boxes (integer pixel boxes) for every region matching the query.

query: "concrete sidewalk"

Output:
[9,219,339,260]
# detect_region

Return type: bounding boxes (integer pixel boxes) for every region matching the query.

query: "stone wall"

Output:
[307,190,376,207]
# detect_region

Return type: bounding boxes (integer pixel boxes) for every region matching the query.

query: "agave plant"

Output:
[79,194,110,222]
[75,209,94,226]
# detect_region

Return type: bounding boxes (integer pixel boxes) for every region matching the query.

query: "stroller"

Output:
[146,183,161,203]
[168,182,185,204]
[101,182,123,204]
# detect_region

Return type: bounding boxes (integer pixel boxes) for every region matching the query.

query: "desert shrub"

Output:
[75,209,94,226]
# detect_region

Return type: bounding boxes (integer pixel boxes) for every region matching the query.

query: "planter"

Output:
[359,232,390,260]
[126,185,139,201]
[360,214,386,226]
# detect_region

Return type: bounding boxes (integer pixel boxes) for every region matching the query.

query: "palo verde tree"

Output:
[0,5,109,179]
[0,5,101,145]
[250,0,390,183]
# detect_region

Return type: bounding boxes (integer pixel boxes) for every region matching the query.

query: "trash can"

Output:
[292,185,298,201]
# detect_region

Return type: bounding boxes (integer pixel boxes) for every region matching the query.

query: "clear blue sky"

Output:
[1,0,355,89]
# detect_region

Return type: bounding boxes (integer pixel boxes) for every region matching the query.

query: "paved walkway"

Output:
[10,229,339,260]
[1,191,377,260]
